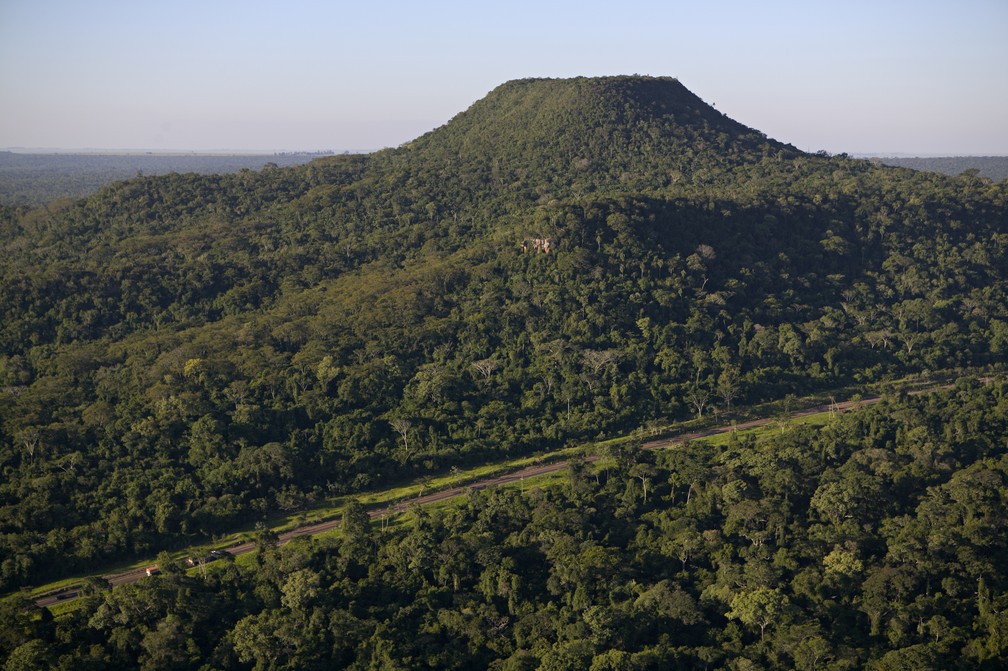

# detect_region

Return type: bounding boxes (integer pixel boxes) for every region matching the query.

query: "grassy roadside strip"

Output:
[371,408,841,532]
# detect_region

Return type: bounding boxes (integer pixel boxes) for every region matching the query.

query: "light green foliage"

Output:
[822,543,863,578]
[726,586,789,640]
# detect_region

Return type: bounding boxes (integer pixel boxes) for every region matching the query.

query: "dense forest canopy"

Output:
[3,382,1006,669]
[0,75,1006,612]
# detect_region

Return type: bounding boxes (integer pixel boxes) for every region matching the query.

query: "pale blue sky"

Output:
[1,0,1005,154]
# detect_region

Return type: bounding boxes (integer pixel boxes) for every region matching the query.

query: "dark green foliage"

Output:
[0,76,1006,593]
[6,383,1007,668]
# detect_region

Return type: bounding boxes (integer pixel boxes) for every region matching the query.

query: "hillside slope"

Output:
[0,76,1006,590]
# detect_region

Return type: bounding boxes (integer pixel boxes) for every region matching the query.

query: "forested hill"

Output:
[0,76,1006,592]
[395,76,799,198]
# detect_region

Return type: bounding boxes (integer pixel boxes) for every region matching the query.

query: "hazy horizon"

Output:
[5,147,1008,160]
[0,147,345,155]
[2,1,1007,156]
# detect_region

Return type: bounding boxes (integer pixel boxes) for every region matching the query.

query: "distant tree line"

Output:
[0,151,333,207]
[873,156,1008,182]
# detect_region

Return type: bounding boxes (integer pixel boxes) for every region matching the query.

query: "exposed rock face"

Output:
[521,238,553,253]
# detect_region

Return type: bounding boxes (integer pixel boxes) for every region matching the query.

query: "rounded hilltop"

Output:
[397,75,800,195]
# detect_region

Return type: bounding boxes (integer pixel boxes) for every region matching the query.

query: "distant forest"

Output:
[872,156,1008,181]
[3,152,1004,211]
[0,151,336,207]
